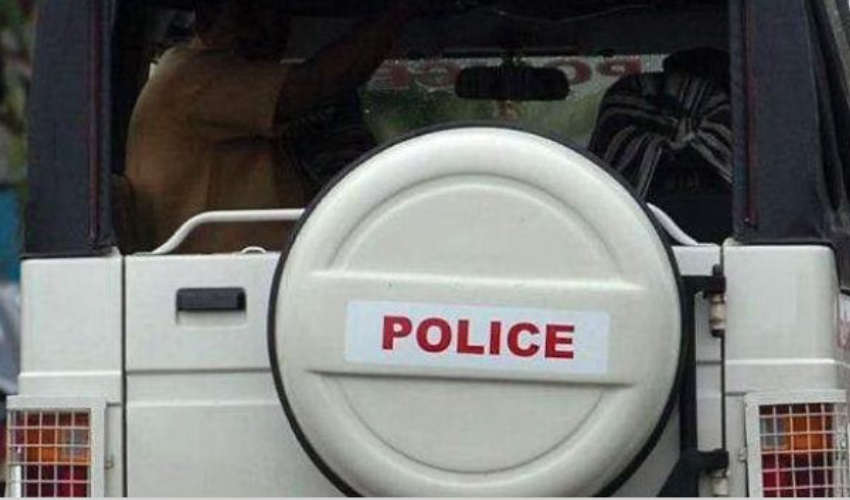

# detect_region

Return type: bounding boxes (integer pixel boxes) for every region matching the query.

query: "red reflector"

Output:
[6,410,92,497]
[758,403,849,497]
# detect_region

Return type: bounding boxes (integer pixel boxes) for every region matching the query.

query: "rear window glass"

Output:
[362,55,665,146]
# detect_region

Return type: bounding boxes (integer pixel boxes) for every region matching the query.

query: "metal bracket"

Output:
[685,267,726,338]
[684,267,726,299]
[659,448,730,496]
[659,267,728,496]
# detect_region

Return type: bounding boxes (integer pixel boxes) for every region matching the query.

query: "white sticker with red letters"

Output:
[345,301,610,374]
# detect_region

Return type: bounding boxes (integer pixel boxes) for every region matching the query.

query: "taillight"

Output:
[748,393,850,497]
[5,410,92,497]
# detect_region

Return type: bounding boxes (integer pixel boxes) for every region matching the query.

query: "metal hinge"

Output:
[684,264,727,338]
[706,268,727,339]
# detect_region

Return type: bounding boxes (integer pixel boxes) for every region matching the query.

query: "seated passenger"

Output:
[589,48,732,242]
[126,0,423,253]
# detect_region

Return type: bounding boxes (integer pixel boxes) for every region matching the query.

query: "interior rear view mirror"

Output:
[455,64,570,101]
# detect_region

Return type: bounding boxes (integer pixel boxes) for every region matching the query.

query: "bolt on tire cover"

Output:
[269,126,684,496]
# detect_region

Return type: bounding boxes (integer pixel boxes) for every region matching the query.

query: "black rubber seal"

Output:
[267,121,690,497]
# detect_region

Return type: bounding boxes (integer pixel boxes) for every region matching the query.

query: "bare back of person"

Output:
[126,0,422,253]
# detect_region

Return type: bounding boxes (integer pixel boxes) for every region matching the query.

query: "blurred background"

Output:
[0,0,32,281]
[0,0,36,456]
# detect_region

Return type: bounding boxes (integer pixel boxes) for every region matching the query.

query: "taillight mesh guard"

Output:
[747,392,850,498]
[5,409,93,498]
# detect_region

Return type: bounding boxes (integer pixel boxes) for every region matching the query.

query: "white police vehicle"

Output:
[7,0,850,497]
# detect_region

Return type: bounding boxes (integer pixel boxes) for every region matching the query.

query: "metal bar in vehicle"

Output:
[150,205,701,255]
[647,204,710,247]
[149,209,305,255]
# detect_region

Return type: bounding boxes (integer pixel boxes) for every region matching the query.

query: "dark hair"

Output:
[193,0,228,35]
[194,0,287,34]
[663,47,730,89]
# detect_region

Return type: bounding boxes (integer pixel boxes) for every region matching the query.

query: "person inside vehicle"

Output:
[589,47,732,242]
[125,0,425,253]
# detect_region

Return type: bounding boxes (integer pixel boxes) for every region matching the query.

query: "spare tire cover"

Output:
[269,126,684,496]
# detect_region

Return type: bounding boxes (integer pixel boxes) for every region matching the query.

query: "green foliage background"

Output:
[0,0,35,188]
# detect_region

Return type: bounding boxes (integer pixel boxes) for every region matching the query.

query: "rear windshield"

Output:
[121,1,732,253]
[362,55,665,145]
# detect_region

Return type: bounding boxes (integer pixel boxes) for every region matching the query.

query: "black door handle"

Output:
[176,288,246,312]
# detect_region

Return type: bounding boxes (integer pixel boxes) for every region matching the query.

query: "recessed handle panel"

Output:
[176,288,246,312]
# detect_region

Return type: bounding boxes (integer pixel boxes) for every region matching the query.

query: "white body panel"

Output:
[123,253,338,497]
[721,245,847,497]
[13,255,124,497]
[724,246,843,390]
[9,243,848,496]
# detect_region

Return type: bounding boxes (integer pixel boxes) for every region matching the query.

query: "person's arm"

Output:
[274,3,420,124]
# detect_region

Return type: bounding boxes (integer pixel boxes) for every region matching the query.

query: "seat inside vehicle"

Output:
[113,0,731,252]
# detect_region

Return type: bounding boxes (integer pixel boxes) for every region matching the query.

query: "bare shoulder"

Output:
[134,46,223,116]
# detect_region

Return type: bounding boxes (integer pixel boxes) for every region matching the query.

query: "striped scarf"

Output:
[589,71,732,198]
